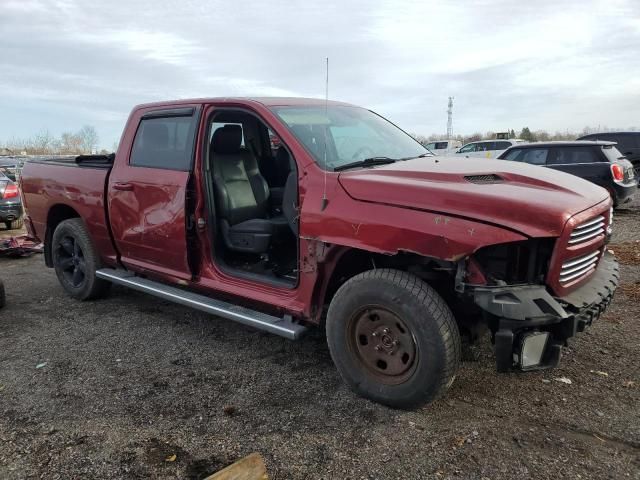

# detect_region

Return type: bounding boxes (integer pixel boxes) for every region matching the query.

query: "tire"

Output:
[51,218,110,300]
[326,269,461,409]
[6,217,24,230]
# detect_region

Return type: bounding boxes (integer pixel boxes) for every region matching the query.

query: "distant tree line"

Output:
[0,126,107,155]
[411,125,639,146]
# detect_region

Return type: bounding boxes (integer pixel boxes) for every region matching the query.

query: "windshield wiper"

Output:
[400,152,433,160]
[333,157,398,172]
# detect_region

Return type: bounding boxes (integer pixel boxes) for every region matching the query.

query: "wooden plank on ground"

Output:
[204,452,269,480]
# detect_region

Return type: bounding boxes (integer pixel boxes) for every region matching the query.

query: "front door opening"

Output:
[205,110,299,287]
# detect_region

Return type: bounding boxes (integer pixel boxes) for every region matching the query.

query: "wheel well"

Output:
[44,204,80,267]
[321,249,457,320]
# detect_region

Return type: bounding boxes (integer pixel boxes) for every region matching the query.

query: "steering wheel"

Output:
[352,146,376,160]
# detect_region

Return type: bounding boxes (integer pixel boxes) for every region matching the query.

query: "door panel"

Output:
[108,167,191,279]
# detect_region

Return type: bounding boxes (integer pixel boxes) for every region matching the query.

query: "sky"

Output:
[1,0,639,149]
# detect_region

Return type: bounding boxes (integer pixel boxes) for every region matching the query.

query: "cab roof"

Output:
[134,97,357,110]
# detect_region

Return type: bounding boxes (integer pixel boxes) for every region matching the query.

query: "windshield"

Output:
[271,105,428,170]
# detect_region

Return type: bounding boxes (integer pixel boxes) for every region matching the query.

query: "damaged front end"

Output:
[459,235,619,372]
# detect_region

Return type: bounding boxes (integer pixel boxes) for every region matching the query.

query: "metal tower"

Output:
[447,96,454,139]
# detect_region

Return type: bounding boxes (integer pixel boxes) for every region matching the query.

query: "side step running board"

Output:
[96,268,307,340]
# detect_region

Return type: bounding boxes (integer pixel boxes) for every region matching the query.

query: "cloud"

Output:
[0,0,639,147]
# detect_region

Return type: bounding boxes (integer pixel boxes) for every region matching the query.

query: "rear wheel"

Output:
[326,269,461,409]
[51,219,110,300]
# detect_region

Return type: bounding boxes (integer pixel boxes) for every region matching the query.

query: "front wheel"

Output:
[326,269,461,409]
[51,218,110,300]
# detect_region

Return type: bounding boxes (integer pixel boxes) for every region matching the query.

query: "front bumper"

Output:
[0,203,23,222]
[472,252,619,372]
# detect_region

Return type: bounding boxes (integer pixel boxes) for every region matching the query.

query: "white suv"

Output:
[424,140,462,155]
[454,139,526,159]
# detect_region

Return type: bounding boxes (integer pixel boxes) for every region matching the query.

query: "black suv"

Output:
[497,141,637,207]
[577,132,640,176]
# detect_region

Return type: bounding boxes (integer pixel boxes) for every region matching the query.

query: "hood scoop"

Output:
[464,174,503,184]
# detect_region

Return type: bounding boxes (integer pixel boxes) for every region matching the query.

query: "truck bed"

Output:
[25,153,115,169]
[20,154,118,265]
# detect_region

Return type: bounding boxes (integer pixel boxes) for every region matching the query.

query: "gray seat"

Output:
[211,125,288,253]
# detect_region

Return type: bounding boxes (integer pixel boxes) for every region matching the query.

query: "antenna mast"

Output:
[447,96,454,139]
[321,57,329,211]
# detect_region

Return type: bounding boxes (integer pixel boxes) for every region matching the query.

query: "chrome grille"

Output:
[560,250,600,284]
[568,215,606,245]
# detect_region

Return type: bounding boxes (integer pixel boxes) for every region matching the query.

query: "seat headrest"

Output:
[212,125,242,154]
[142,122,168,149]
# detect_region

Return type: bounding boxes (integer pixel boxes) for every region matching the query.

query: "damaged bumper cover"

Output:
[471,252,619,372]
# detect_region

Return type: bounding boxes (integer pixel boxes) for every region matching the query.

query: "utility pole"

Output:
[447,96,454,139]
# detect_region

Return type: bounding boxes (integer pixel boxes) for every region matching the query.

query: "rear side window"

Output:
[433,141,448,150]
[548,147,599,165]
[494,141,512,150]
[130,114,197,170]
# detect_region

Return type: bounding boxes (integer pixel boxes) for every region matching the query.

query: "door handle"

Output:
[113,182,134,191]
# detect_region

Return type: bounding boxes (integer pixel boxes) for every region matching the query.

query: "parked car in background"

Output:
[0,171,24,230]
[577,132,640,176]
[454,139,526,159]
[498,141,637,207]
[424,139,461,155]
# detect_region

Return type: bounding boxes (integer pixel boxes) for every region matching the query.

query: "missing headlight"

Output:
[473,239,555,285]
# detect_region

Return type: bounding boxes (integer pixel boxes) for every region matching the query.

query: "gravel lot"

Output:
[0,202,639,479]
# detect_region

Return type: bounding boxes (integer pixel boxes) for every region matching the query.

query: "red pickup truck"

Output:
[20,98,619,408]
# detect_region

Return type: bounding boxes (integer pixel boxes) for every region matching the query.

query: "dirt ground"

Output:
[0,202,639,480]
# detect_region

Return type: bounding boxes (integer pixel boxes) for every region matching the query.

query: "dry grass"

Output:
[608,241,640,265]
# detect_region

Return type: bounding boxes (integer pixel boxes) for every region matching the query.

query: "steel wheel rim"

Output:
[347,306,418,385]
[55,235,87,288]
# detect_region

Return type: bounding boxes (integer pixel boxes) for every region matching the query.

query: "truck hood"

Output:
[337,156,610,237]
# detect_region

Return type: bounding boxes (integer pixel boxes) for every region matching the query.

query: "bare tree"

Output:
[33,130,55,154]
[78,125,99,154]
[60,132,83,154]
[535,130,551,142]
